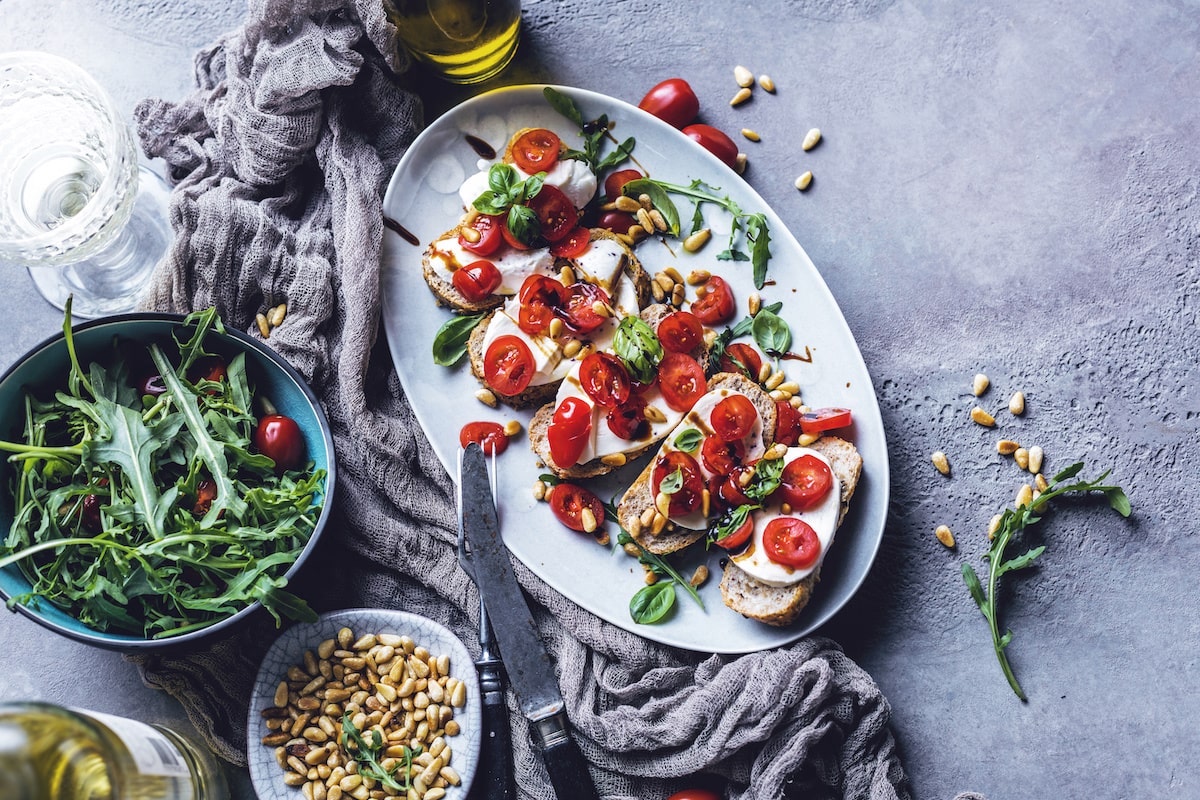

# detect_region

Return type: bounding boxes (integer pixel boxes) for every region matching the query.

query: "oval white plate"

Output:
[380,85,889,653]
[247,609,480,799]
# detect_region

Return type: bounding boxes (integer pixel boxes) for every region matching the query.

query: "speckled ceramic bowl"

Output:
[247,608,480,800]
[0,313,335,652]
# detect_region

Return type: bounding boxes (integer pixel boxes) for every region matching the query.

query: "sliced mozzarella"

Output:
[730,447,841,587]
[569,237,629,295]
[479,301,571,388]
[458,158,597,211]
[428,236,556,296]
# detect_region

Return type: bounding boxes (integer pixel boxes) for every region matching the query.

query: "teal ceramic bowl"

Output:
[0,314,336,652]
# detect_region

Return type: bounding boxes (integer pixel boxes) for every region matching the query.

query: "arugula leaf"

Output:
[432,312,486,367]
[543,86,584,128]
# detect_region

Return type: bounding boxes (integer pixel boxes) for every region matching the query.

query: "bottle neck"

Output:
[0,722,38,800]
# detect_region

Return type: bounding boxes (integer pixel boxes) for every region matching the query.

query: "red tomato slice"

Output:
[691,275,736,325]
[651,451,704,515]
[517,274,567,335]
[682,123,739,168]
[501,220,531,250]
[604,168,644,201]
[596,210,636,235]
[710,394,758,442]
[548,482,605,533]
[713,465,754,508]
[458,214,504,256]
[511,128,561,173]
[798,407,854,435]
[774,399,802,446]
[712,512,754,551]
[778,454,834,511]
[638,78,700,129]
[719,342,763,379]
[483,335,535,396]
[459,421,509,456]
[548,396,592,468]
[451,260,502,303]
[701,434,746,475]
[561,283,611,334]
[579,352,632,409]
[657,311,704,354]
[763,517,822,569]
[657,352,706,412]
[549,226,590,258]
[606,398,648,440]
[527,185,578,243]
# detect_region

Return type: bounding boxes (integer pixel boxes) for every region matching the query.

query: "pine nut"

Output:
[459,226,481,243]
[614,195,641,213]
[1014,447,1030,470]
[935,525,956,548]
[735,153,748,174]
[644,405,666,423]
[1028,445,1044,474]
[559,265,576,286]
[274,680,290,707]
[988,514,1003,539]
[591,300,610,318]
[689,565,710,587]
[764,442,788,460]
[1035,472,1048,492]
[778,381,801,395]
[701,488,711,518]
[768,389,790,402]
[765,370,786,390]
[730,87,752,106]
[683,229,711,253]
[797,432,820,446]
[503,420,521,437]
[256,313,271,338]
[651,511,667,534]
[639,507,656,528]
[734,64,754,87]
[970,407,995,427]
[650,279,665,302]
[1016,483,1033,508]
[562,339,582,358]
[637,208,656,233]
[1009,391,1025,415]
[649,209,668,232]
[644,570,658,585]
[997,439,1020,455]
[748,291,762,316]
[580,507,598,533]
[741,128,761,142]
[931,451,950,475]
[789,395,804,408]
[655,492,672,518]
[757,362,773,384]
[686,270,710,286]
[671,284,686,306]
[972,372,990,396]
[600,452,627,467]
[269,303,288,328]
[794,171,813,191]
[547,317,564,338]
[758,74,776,92]
[474,388,497,408]
[802,128,822,151]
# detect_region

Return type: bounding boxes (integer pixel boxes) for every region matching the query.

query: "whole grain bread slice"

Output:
[421,221,509,314]
[616,372,778,554]
[718,435,863,626]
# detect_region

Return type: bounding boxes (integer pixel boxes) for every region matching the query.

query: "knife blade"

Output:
[458,443,599,800]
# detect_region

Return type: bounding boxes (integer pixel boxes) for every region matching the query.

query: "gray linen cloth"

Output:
[128,2,926,798]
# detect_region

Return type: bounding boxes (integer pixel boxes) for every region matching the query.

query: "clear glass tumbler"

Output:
[0,51,171,319]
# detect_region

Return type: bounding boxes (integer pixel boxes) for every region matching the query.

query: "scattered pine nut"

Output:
[757,362,773,384]
[255,313,270,338]
[268,303,288,328]
[689,564,710,587]
[502,420,522,437]
[734,65,754,88]
[935,525,956,549]
[972,372,990,396]
[643,405,667,423]
[459,225,481,243]
[988,513,1003,539]
[636,208,656,234]
[765,370,786,390]
[600,452,627,467]
[614,195,641,213]
[637,193,654,210]
[778,381,801,395]
[801,128,822,151]
[591,299,610,318]
[649,209,669,232]
[1016,483,1033,508]
[559,265,576,285]
[1035,472,1048,492]
[748,291,762,316]
[547,316,564,338]
[931,451,950,475]
[663,266,685,284]
[1028,445,1044,474]
[474,388,497,407]
[579,507,598,534]
[655,492,672,519]
[735,153,748,174]
[682,229,711,253]
[970,407,996,427]
[763,442,788,460]
[741,128,762,142]
[562,339,582,358]
[797,432,820,446]
[532,480,547,501]
[1009,391,1026,415]
[794,171,813,191]
[997,439,1020,455]
[686,269,711,285]
[757,74,776,93]
[730,87,752,106]
[1014,447,1030,470]
[644,570,659,586]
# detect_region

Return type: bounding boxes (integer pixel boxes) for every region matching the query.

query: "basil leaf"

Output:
[629,581,676,624]
[751,308,792,356]
[744,456,784,501]
[673,428,703,453]
[543,86,584,128]
[621,179,681,235]
[613,316,664,384]
[431,312,486,366]
[521,171,547,201]
[712,504,754,541]
[659,467,683,495]
[470,190,508,215]
[488,163,519,195]
[507,204,540,245]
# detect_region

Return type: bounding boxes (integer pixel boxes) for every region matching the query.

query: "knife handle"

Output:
[533,715,599,800]
[474,674,516,800]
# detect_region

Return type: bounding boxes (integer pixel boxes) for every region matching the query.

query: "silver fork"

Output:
[455,447,515,800]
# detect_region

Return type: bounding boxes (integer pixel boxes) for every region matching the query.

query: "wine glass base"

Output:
[27,164,172,319]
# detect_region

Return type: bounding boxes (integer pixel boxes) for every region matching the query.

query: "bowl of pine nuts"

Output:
[248,608,480,800]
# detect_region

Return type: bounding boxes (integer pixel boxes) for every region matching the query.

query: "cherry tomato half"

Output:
[657,311,704,354]
[517,275,567,335]
[596,210,636,235]
[511,128,561,174]
[189,356,227,385]
[550,226,590,258]
[255,414,306,472]
[192,478,218,516]
[774,399,803,446]
[638,78,700,129]
[713,464,755,508]
[451,260,502,303]
[604,168,644,201]
[719,342,763,379]
[579,352,632,409]
[701,434,746,475]
[710,394,758,442]
[527,184,578,243]
[561,283,612,334]
[763,517,822,569]
[483,335,535,396]
[712,512,754,551]
[548,482,606,533]
[458,214,504,256]
[548,396,593,468]
[657,352,707,412]
[798,407,854,435]
[691,275,736,326]
[652,450,704,515]
[459,421,509,456]
[606,398,649,440]
[682,123,739,169]
[778,454,834,512]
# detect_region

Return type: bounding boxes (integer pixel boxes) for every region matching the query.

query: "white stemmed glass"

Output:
[0,51,171,318]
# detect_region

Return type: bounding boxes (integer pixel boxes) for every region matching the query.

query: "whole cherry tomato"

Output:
[691,275,736,326]
[763,517,822,569]
[255,414,305,473]
[548,483,606,533]
[778,454,834,512]
[511,128,561,173]
[459,421,510,456]
[548,396,593,468]
[458,214,504,256]
[638,78,700,129]
[483,335,536,396]
[604,168,644,201]
[451,260,502,303]
[682,123,739,169]
[657,311,704,354]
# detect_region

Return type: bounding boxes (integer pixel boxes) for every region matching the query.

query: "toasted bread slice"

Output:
[421,221,511,314]
[719,435,862,626]
[616,372,777,554]
[465,310,560,410]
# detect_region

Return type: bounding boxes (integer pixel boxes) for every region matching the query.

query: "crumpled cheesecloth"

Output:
[126,1,952,798]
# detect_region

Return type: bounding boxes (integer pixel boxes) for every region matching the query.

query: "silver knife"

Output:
[458,443,599,800]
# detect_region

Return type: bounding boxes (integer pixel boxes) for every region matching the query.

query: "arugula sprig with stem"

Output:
[962,462,1131,700]
[341,712,421,793]
[542,87,635,174]
[707,301,783,376]
[707,457,784,546]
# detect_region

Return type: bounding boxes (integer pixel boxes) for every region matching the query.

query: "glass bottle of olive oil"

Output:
[0,703,228,800]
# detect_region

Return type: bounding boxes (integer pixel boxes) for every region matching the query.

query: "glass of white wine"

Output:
[0,51,171,319]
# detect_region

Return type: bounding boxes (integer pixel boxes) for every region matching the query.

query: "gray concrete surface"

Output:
[1,1,1196,798]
